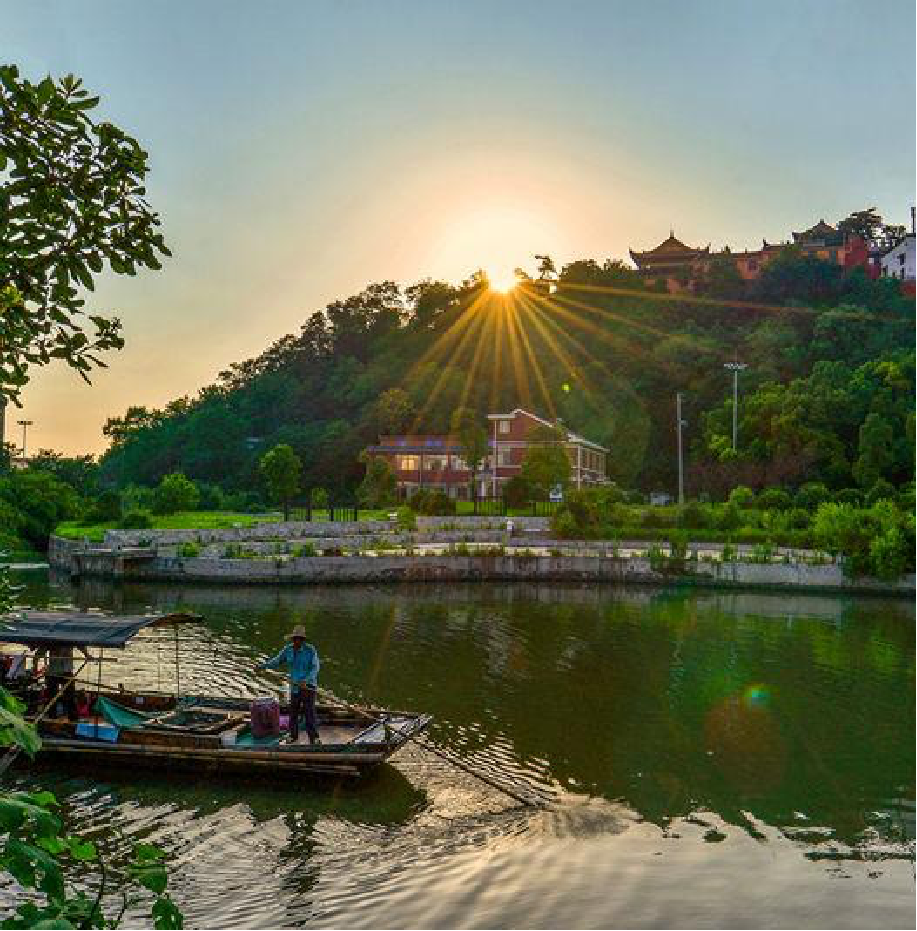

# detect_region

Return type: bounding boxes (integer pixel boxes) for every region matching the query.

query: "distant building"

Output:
[366,408,608,500]
[628,232,710,292]
[629,219,880,293]
[880,234,915,288]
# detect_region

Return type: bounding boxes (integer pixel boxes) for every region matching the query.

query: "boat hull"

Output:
[33,736,385,777]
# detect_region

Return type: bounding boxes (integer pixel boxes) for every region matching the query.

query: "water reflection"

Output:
[4,572,914,929]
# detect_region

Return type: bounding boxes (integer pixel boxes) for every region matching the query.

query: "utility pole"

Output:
[16,419,32,459]
[723,361,747,451]
[676,393,685,505]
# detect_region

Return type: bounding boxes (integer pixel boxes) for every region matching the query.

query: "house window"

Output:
[899,253,906,266]
[747,259,758,272]
[498,420,510,434]
[425,455,448,471]
[498,449,512,466]
[397,455,419,471]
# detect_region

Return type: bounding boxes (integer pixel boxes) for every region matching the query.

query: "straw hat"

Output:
[287,624,307,640]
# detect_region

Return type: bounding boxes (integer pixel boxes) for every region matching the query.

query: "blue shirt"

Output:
[261,642,320,688]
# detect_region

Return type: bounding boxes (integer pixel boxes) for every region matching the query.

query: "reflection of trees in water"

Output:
[30,574,917,848]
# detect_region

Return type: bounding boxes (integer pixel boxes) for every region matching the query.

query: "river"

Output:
[3,571,914,929]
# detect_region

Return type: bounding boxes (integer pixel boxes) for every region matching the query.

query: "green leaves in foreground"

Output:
[0,681,183,929]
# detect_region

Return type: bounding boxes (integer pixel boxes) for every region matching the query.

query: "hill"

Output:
[98,250,914,501]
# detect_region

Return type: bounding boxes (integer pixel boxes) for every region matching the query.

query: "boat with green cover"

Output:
[0,611,431,779]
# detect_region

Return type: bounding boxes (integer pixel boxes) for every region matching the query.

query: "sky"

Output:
[3,0,915,455]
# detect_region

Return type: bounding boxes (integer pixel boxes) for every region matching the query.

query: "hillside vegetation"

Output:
[98,248,913,502]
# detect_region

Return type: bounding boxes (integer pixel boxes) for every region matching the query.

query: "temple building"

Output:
[628,232,710,292]
[629,219,885,293]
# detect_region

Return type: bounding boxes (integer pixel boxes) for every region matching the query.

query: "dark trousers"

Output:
[290,685,319,742]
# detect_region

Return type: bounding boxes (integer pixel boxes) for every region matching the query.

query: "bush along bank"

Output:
[550,488,915,581]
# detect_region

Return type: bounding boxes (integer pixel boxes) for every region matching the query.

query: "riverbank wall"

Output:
[49,531,914,596]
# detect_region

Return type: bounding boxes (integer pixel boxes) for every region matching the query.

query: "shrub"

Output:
[868,527,910,581]
[310,487,329,509]
[196,482,226,510]
[668,531,689,559]
[812,500,914,579]
[551,510,578,539]
[152,472,200,515]
[88,489,121,522]
[396,506,416,530]
[641,508,675,529]
[795,482,829,510]
[784,508,811,530]
[676,501,709,529]
[834,488,863,506]
[410,489,455,516]
[292,542,317,557]
[503,475,532,509]
[0,469,81,548]
[728,486,755,508]
[866,478,896,506]
[715,503,742,531]
[756,487,793,510]
[119,509,153,530]
[176,542,200,558]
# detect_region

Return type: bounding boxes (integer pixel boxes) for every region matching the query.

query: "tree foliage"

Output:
[152,472,200,515]
[519,425,570,496]
[259,444,301,520]
[356,452,397,508]
[0,66,169,404]
[450,407,489,500]
[94,242,912,503]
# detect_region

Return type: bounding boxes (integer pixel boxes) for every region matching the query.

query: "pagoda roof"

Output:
[629,232,710,264]
[792,219,840,243]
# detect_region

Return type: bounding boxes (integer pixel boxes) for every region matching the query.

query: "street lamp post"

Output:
[723,361,747,451]
[16,419,33,459]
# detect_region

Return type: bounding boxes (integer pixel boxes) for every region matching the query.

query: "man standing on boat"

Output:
[258,625,321,745]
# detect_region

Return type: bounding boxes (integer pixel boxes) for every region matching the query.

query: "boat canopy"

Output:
[0,611,197,649]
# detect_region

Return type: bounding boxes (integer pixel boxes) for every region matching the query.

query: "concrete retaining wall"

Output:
[54,543,915,595]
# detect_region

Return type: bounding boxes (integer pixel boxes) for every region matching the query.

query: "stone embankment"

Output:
[48,518,915,596]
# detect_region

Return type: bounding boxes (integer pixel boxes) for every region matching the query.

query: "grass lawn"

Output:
[55,511,283,541]
[54,508,404,541]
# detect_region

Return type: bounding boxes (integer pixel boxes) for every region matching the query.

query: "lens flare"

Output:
[742,683,771,709]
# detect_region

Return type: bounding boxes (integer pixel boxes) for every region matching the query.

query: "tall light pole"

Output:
[723,361,747,451]
[676,392,685,505]
[17,419,33,459]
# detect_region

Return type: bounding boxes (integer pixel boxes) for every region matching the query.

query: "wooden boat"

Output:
[0,611,431,779]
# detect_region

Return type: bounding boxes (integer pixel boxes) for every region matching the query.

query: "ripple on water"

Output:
[2,578,913,929]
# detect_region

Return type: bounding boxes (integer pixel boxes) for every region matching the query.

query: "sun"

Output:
[423,202,564,292]
[487,266,518,293]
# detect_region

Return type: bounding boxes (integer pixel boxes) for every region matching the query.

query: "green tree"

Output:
[374,388,414,434]
[519,426,571,497]
[853,412,894,488]
[450,407,489,501]
[836,208,883,245]
[152,473,200,515]
[356,452,397,508]
[28,450,99,495]
[0,66,169,405]
[259,444,301,520]
[0,469,80,549]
